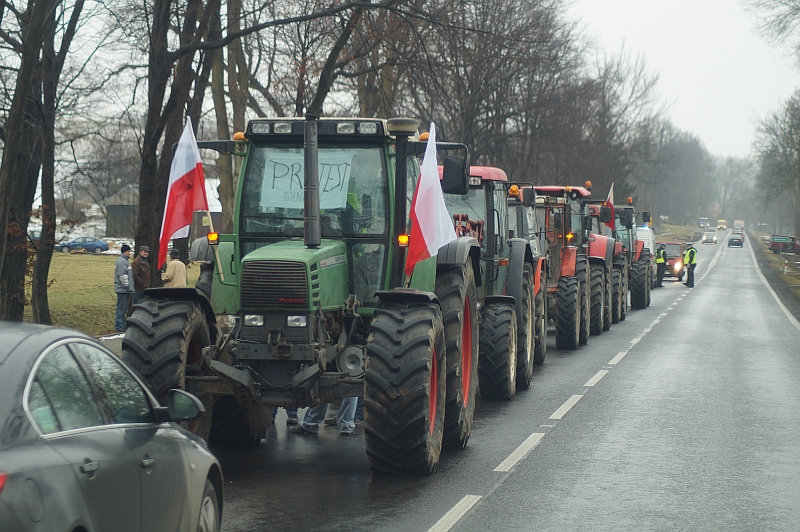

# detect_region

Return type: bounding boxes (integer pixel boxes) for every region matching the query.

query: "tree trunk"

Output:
[210,8,234,233]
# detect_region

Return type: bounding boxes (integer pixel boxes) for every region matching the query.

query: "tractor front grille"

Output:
[241,261,308,309]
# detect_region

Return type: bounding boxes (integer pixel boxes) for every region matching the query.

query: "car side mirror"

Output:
[441,155,469,195]
[521,187,536,206]
[598,206,612,224]
[167,389,205,422]
[642,211,651,223]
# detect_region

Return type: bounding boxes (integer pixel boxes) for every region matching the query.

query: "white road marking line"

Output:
[748,239,800,331]
[428,495,483,532]
[659,313,668,318]
[493,432,546,472]
[667,306,674,310]
[584,370,609,387]
[630,338,640,345]
[642,327,651,333]
[609,351,627,365]
[550,395,583,420]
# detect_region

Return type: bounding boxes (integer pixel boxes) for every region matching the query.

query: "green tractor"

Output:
[122,116,482,475]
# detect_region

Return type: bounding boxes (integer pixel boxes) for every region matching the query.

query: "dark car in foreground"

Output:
[0,323,222,532]
[728,234,744,247]
[54,236,109,254]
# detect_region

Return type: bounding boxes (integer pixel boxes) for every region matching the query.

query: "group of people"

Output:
[113,245,188,332]
[278,396,365,436]
[654,242,698,289]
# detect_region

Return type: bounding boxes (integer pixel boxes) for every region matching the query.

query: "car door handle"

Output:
[141,458,155,469]
[80,461,99,474]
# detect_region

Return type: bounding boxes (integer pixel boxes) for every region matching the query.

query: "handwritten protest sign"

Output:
[260,150,353,210]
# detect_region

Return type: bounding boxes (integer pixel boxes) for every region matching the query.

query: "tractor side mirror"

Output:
[618,210,633,229]
[598,206,612,224]
[553,215,562,230]
[642,211,651,223]
[521,187,536,206]
[442,155,469,195]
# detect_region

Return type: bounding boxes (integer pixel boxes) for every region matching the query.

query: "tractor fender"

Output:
[588,234,614,267]
[634,240,644,262]
[533,256,546,295]
[141,287,218,343]
[484,295,516,307]
[560,246,578,277]
[437,236,483,287]
[505,238,534,318]
[614,241,624,257]
[376,288,441,307]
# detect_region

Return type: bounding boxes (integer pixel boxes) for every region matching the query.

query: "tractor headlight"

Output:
[244,314,264,327]
[287,315,307,328]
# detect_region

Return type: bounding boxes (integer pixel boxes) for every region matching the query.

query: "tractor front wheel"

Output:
[515,265,535,389]
[533,273,547,365]
[611,268,622,324]
[478,303,518,400]
[365,304,446,475]
[589,264,605,335]
[555,276,580,350]
[630,261,649,309]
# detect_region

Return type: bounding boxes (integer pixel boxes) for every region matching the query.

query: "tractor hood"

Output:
[240,239,349,312]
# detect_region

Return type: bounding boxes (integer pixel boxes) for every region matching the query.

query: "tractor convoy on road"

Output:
[122,116,655,476]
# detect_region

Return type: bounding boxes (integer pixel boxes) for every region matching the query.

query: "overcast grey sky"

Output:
[566,0,800,159]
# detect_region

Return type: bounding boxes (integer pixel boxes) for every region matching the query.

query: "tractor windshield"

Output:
[241,144,388,237]
[443,188,486,223]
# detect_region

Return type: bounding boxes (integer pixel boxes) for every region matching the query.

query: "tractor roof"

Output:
[437,165,508,182]
[534,185,591,197]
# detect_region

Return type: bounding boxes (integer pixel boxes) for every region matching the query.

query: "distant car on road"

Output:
[702,230,717,245]
[656,241,685,281]
[54,236,109,254]
[728,234,744,247]
[0,322,223,532]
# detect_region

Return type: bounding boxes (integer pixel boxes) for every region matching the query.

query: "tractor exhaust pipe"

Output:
[304,114,321,248]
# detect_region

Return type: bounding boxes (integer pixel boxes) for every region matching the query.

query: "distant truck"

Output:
[699,217,709,228]
[717,219,727,230]
[733,220,745,233]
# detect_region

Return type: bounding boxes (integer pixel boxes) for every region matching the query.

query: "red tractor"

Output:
[612,200,652,311]
[533,182,613,350]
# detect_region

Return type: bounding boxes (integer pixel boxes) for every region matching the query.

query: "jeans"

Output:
[272,407,298,419]
[299,397,358,433]
[355,396,364,421]
[115,292,131,331]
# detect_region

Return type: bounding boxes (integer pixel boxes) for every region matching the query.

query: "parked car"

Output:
[0,322,223,532]
[701,229,717,245]
[54,236,109,254]
[728,234,744,247]
[655,241,685,281]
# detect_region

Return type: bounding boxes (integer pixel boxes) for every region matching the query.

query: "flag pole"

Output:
[206,210,225,282]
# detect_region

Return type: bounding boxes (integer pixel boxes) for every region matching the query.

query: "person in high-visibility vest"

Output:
[655,243,667,287]
[683,243,697,287]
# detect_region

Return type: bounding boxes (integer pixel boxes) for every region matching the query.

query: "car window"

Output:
[72,343,155,424]
[28,379,61,434]
[34,345,105,431]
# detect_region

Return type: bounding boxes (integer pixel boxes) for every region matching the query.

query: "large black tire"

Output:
[589,264,605,336]
[478,303,517,400]
[603,267,612,331]
[515,265,535,389]
[365,304,446,475]
[620,268,628,321]
[533,271,547,365]
[576,257,590,345]
[122,299,210,401]
[208,396,270,446]
[435,263,479,449]
[642,249,653,306]
[611,268,622,324]
[197,479,221,532]
[630,260,648,309]
[555,276,580,350]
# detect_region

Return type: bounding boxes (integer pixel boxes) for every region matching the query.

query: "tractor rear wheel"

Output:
[435,262,479,449]
[630,260,648,309]
[611,268,622,324]
[515,265,535,389]
[576,258,590,345]
[478,303,517,400]
[122,298,213,441]
[589,264,604,335]
[603,267,612,331]
[533,273,547,365]
[555,276,580,350]
[620,269,628,321]
[365,304,446,475]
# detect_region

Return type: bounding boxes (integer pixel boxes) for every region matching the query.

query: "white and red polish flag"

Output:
[605,182,616,231]
[158,119,209,268]
[404,123,457,276]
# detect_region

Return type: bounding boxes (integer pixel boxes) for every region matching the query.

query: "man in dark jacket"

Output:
[132,246,151,304]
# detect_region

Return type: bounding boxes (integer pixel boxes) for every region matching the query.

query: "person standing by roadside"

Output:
[114,244,135,332]
[162,248,187,288]
[655,243,667,287]
[683,243,697,288]
[132,246,151,303]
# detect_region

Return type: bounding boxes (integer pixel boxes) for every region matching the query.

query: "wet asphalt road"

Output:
[208,233,800,531]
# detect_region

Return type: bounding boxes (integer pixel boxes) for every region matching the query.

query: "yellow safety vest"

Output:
[656,248,666,264]
[684,247,697,265]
